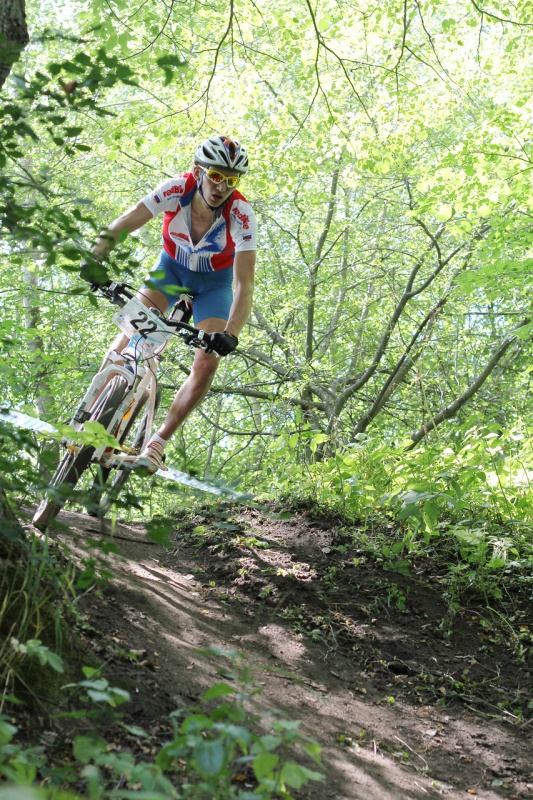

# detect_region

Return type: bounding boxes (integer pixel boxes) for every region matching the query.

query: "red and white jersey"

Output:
[141,172,258,272]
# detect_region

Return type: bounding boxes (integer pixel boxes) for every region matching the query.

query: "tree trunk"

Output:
[23,268,54,420]
[0,0,29,91]
[0,488,25,551]
[22,267,58,480]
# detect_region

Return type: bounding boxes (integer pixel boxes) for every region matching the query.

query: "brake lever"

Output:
[94,282,135,306]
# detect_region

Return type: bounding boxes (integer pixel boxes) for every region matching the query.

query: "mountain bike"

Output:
[32,281,209,532]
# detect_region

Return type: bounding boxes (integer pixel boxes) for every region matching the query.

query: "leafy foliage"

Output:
[1,0,533,736]
[3,0,533,497]
[0,651,323,799]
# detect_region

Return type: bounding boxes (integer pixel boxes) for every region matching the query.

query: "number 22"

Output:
[130,311,157,336]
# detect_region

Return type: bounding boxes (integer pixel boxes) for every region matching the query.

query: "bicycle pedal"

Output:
[121,446,139,456]
[110,453,138,470]
[126,452,165,475]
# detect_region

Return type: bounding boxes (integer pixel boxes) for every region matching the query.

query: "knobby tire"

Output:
[91,387,162,517]
[32,377,129,531]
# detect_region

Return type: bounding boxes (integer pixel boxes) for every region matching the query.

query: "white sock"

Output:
[149,434,168,449]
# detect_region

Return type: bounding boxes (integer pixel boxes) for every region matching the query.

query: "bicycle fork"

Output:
[64,362,146,464]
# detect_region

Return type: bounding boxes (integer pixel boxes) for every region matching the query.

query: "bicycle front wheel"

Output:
[32,377,129,532]
[95,386,162,517]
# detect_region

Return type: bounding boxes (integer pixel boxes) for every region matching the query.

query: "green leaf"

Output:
[79,259,110,285]
[435,204,453,221]
[43,650,64,673]
[193,739,226,777]
[202,682,236,701]
[73,735,106,764]
[304,742,322,762]
[161,68,172,87]
[145,518,175,545]
[280,762,325,789]
[82,666,100,679]
[120,723,149,737]
[71,420,120,448]
[156,54,187,68]
[253,752,278,779]
[74,52,92,66]
[86,685,130,706]
[201,644,240,659]
[0,719,18,746]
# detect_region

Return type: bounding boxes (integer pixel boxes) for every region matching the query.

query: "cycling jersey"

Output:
[141,172,258,273]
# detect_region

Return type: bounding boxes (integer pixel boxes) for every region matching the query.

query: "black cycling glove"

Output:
[206,331,239,356]
[80,258,110,288]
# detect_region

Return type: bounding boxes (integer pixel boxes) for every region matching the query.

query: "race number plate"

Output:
[113,296,172,358]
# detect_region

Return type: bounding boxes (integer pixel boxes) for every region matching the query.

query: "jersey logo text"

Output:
[233,208,250,229]
[170,232,191,242]
[163,185,185,198]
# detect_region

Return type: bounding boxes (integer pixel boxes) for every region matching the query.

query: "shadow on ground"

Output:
[21,503,533,800]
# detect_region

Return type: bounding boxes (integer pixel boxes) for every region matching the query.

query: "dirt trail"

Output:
[25,504,533,799]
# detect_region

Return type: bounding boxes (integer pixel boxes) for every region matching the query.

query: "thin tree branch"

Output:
[351,295,448,436]
[470,0,533,26]
[406,321,529,449]
[306,167,340,361]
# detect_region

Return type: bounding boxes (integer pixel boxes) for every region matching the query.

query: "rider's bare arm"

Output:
[92,201,153,259]
[225,250,256,338]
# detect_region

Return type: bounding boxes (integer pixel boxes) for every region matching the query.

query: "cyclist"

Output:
[88,135,258,473]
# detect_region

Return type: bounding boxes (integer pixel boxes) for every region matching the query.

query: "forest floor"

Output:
[18,502,533,799]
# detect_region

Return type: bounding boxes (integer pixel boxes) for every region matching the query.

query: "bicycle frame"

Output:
[64,284,200,469]
[32,281,209,530]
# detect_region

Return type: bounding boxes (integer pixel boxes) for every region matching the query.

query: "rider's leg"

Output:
[137,317,225,473]
[135,265,233,472]
[159,316,226,437]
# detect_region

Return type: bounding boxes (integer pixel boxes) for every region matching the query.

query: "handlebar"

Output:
[92,280,135,305]
[90,280,208,349]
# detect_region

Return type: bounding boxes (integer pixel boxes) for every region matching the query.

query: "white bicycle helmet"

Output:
[194,135,249,174]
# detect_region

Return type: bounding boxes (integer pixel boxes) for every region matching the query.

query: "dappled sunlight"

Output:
[4,0,533,794]
[22,503,531,800]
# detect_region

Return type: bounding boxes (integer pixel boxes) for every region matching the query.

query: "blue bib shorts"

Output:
[143,250,234,325]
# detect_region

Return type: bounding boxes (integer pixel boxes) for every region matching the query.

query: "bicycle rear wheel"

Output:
[32,377,129,532]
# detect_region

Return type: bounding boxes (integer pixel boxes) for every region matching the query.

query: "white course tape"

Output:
[0,408,250,500]
[0,407,57,435]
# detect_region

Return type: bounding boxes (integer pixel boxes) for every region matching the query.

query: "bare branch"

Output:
[406,322,529,450]
[253,307,299,364]
[351,295,448,436]
[330,212,491,416]
[306,167,340,361]
[470,0,533,26]
[303,0,376,127]
[393,0,409,94]
[126,0,176,57]
[208,383,327,413]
